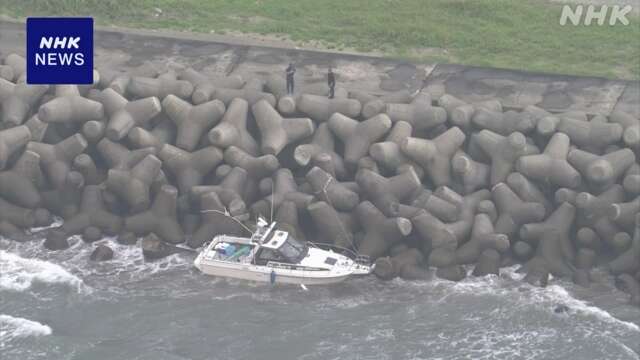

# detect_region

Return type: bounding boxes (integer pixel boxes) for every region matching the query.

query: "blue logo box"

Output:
[26,17,94,84]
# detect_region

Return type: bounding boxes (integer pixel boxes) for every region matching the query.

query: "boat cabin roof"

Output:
[260,229,289,250]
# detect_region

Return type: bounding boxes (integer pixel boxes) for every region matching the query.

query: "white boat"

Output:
[194,219,373,285]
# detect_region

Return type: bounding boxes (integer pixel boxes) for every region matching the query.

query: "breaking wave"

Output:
[0,250,87,293]
[0,314,52,342]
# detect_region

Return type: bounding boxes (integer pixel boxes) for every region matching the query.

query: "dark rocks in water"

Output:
[374,248,428,281]
[141,232,184,261]
[554,304,570,314]
[436,265,467,282]
[90,244,114,261]
[44,229,70,251]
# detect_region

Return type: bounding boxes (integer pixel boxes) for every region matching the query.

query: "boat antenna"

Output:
[270,179,275,224]
[200,208,253,235]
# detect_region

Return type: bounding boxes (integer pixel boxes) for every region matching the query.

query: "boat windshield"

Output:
[278,236,308,263]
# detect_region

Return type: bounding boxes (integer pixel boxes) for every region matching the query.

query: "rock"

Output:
[90,244,114,261]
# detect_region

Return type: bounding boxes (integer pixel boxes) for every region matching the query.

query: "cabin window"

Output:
[278,236,307,262]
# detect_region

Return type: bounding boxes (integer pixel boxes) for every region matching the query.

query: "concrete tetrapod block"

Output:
[556,116,623,152]
[61,185,124,238]
[38,85,104,125]
[328,113,391,167]
[4,54,26,82]
[451,150,490,195]
[473,130,537,185]
[73,154,106,186]
[294,122,347,179]
[105,154,163,213]
[623,163,640,196]
[127,126,166,153]
[26,134,87,189]
[520,202,577,278]
[615,274,640,307]
[82,120,106,144]
[188,191,250,248]
[307,201,354,249]
[506,172,554,217]
[207,98,259,156]
[213,82,276,107]
[385,97,447,133]
[401,127,466,187]
[608,213,640,275]
[224,145,280,180]
[0,65,14,82]
[360,90,413,119]
[434,188,491,245]
[472,108,535,136]
[97,88,162,141]
[409,190,459,223]
[472,249,502,277]
[162,94,225,151]
[252,99,314,156]
[128,71,193,100]
[296,93,361,122]
[516,132,581,189]
[96,138,156,170]
[0,124,31,169]
[251,168,314,217]
[608,110,640,150]
[576,227,603,251]
[0,81,49,126]
[40,171,84,220]
[455,213,510,265]
[0,196,37,228]
[369,121,424,178]
[179,68,244,105]
[492,182,546,238]
[355,167,421,217]
[567,148,635,191]
[0,220,28,241]
[608,196,640,233]
[572,247,596,287]
[125,185,184,244]
[274,200,306,242]
[411,210,457,266]
[356,201,412,260]
[305,166,359,211]
[24,115,49,143]
[374,248,429,281]
[158,144,223,194]
[0,150,44,208]
[190,166,250,212]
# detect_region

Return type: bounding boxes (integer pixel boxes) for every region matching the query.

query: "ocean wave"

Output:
[0,314,52,342]
[0,250,87,293]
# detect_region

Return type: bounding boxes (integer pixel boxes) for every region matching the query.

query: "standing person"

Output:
[327,67,336,99]
[286,63,296,95]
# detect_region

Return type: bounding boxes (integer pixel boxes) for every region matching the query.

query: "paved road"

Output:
[0,19,637,117]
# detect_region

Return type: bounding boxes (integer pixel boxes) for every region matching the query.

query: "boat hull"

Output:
[194,258,352,285]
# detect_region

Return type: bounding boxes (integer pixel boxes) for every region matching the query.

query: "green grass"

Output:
[2,0,639,79]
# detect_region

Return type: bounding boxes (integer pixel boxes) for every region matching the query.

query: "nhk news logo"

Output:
[26,17,94,84]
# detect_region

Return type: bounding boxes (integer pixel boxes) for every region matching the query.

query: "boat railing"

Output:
[306,241,372,265]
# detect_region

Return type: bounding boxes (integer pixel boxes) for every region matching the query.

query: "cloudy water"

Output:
[1,233,639,360]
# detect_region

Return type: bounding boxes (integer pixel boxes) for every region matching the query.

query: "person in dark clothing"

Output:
[286,63,296,95]
[327,67,336,99]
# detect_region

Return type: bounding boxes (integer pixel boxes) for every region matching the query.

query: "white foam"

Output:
[0,250,87,293]
[0,314,52,342]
